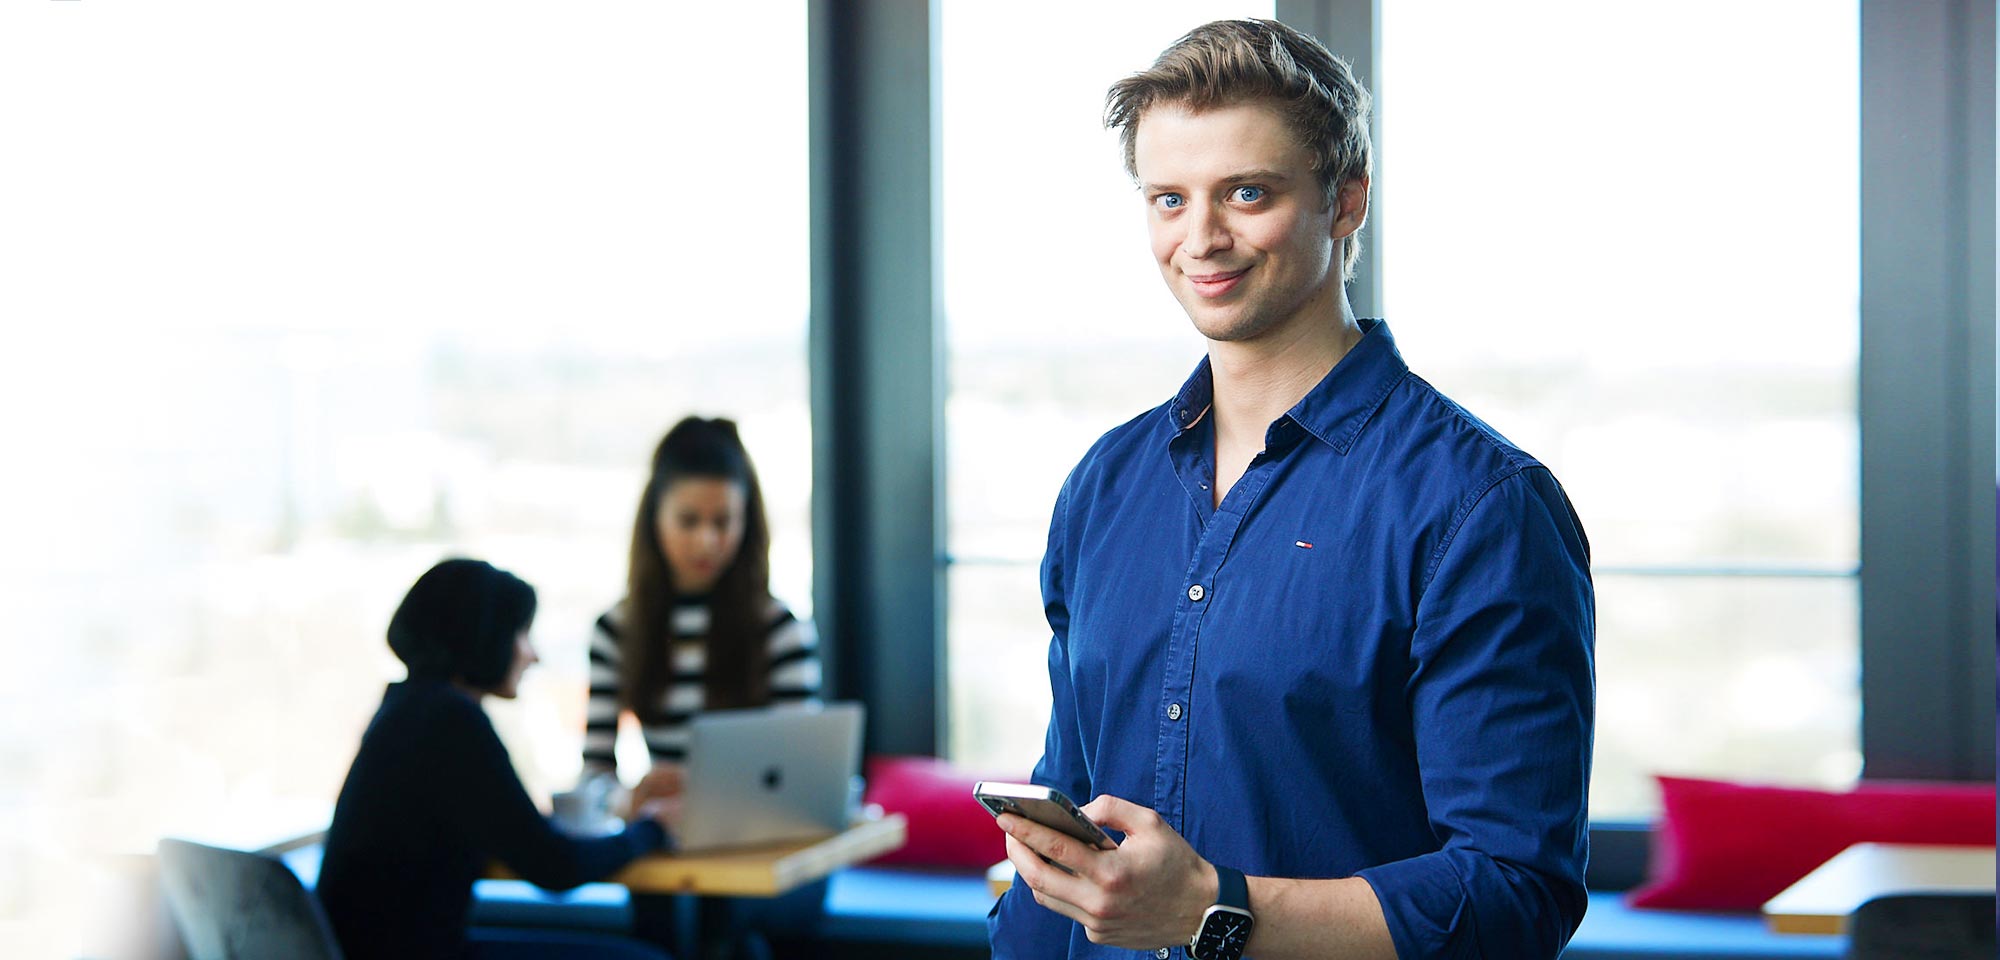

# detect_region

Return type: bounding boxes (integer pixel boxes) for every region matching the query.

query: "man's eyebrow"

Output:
[1139,170,1294,193]
[1220,169,1292,185]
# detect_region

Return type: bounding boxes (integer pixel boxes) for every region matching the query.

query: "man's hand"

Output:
[1000,793,1218,950]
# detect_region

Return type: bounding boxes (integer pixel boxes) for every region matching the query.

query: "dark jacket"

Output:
[318,679,664,960]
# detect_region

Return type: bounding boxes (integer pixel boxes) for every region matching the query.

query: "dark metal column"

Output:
[808,0,945,757]
[1859,0,1997,780]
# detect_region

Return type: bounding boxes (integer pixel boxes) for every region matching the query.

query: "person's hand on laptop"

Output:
[634,792,684,834]
[630,763,686,819]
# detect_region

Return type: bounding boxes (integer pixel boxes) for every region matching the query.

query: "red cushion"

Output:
[1627,775,1996,911]
[862,755,1030,869]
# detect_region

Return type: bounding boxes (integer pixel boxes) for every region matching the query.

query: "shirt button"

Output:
[1187,584,1205,602]
[1168,703,1183,721]
[1157,950,1171,959]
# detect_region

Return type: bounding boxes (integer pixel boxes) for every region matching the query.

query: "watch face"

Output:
[1193,908,1253,959]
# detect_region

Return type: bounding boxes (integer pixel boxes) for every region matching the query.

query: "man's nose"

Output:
[1180,203,1231,259]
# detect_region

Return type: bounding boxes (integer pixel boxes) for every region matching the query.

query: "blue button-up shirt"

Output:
[988,320,1594,959]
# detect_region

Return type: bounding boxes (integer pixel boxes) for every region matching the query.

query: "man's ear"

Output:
[1330,175,1370,241]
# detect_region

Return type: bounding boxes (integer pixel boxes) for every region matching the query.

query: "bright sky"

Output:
[1,1,808,357]
[1382,0,1859,372]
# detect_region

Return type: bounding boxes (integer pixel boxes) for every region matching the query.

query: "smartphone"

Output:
[972,781,1116,850]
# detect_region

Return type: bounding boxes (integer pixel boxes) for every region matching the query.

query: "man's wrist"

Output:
[1190,863,1255,960]
[1187,859,1221,938]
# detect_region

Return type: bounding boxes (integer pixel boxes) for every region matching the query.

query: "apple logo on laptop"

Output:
[762,766,783,791]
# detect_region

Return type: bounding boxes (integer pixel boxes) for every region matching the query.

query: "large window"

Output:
[1380,0,1861,817]
[941,1,1274,772]
[1,4,809,955]
[941,2,1864,821]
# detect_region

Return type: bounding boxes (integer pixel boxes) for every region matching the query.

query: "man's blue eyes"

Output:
[1154,187,1265,209]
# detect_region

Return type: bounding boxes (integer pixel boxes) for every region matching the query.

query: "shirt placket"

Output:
[1153,437,1282,832]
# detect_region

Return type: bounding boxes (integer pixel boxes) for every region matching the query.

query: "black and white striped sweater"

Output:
[582,597,820,769]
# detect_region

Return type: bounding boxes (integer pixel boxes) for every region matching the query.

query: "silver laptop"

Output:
[675,702,865,853]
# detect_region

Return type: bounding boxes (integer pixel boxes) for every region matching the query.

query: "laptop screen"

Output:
[675,702,864,852]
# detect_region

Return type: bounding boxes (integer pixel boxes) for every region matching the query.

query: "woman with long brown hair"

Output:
[580,416,820,816]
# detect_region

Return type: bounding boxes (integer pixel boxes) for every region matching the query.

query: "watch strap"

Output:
[1213,863,1249,912]
[1190,863,1254,960]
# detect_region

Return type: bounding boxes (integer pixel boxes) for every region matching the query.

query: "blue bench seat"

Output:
[817,866,997,948]
[1563,895,1844,959]
[280,843,1844,959]
[279,843,636,932]
[818,868,1846,960]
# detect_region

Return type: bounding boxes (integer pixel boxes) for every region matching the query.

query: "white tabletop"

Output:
[1762,842,1996,934]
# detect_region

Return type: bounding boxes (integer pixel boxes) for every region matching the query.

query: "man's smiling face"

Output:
[1135,99,1363,346]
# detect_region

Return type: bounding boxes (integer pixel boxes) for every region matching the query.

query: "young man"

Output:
[987,19,1595,960]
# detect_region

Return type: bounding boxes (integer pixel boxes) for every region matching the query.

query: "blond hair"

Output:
[1106,18,1374,280]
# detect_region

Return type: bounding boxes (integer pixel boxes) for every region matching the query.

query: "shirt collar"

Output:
[1165,317,1409,455]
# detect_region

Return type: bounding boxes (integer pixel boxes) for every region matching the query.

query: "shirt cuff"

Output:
[1355,852,1467,960]
[624,818,669,855]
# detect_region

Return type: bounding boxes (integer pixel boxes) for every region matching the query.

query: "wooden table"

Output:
[495,814,905,959]
[1762,842,1996,934]
[491,813,907,894]
[988,860,1016,897]
[611,813,907,895]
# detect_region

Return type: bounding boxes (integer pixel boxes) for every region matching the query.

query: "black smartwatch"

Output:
[1188,863,1254,960]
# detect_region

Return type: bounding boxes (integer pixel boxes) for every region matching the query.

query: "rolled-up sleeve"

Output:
[1356,467,1595,959]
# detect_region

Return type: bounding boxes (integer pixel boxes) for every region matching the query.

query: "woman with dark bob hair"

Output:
[317,558,675,960]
